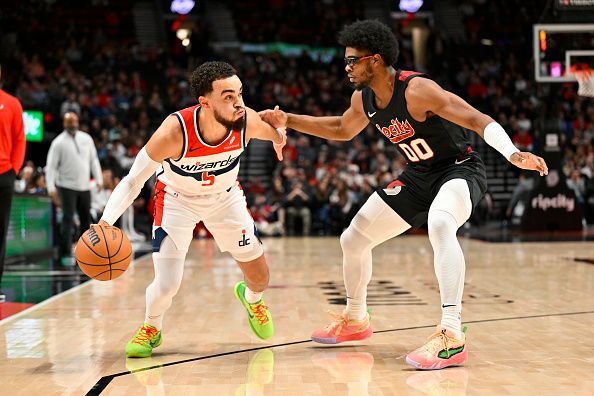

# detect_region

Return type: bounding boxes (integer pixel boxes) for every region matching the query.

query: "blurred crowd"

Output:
[2,0,593,239]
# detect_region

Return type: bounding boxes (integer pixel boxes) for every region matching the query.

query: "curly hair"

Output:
[338,20,399,66]
[190,61,237,99]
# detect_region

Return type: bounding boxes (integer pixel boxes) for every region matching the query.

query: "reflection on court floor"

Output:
[0,237,592,395]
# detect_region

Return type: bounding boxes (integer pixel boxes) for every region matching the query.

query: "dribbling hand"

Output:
[509,152,549,176]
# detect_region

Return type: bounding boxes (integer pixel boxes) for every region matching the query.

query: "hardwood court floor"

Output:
[0,236,593,395]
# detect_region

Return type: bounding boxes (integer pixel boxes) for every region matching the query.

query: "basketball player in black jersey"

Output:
[260,20,547,370]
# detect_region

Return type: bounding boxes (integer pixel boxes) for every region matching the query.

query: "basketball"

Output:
[75,223,132,281]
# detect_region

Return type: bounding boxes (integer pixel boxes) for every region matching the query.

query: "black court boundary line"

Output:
[86,309,594,395]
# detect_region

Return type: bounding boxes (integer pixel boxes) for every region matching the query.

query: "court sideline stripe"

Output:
[87,309,594,395]
[0,252,151,326]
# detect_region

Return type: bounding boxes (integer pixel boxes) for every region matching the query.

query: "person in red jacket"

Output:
[0,64,26,302]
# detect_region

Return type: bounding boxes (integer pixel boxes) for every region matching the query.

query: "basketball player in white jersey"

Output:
[260,20,548,369]
[98,62,287,358]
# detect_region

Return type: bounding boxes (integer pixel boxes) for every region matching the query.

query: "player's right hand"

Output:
[49,191,61,208]
[509,152,548,176]
[259,105,288,128]
[273,128,287,161]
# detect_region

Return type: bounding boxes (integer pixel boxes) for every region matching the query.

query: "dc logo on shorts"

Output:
[238,229,251,246]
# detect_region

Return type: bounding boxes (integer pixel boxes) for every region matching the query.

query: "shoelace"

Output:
[132,325,158,345]
[324,311,349,336]
[250,303,270,325]
[425,328,455,355]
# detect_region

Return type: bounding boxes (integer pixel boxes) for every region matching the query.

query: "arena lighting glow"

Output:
[171,0,195,15]
[182,38,190,47]
[539,30,547,51]
[176,28,190,40]
[399,0,424,13]
[550,62,562,77]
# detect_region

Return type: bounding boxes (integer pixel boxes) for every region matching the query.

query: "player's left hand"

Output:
[509,152,548,176]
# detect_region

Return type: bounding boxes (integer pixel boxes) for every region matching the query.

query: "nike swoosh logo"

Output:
[454,158,471,164]
[367,111,376,117]
[189,146,202,152]
[442,304,457,308]
[438,345,464,359]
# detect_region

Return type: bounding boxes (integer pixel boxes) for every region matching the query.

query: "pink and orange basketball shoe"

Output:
[311,311,373,344]
[405,326,468,370]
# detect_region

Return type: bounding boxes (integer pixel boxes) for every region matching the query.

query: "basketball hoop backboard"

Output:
[533,24,594,83]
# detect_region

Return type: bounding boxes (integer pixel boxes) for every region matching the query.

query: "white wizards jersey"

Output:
[156,104,246,195]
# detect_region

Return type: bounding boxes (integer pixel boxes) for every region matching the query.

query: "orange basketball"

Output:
[75,223,132,281]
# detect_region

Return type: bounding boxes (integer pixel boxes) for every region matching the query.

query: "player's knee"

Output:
[230,242,264,263]
[340,224,365,254]
[340,227,353,250]
[428,210,457,238]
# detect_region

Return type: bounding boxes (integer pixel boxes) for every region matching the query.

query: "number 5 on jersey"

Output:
[399,138,434,162]
[201,171,215,186]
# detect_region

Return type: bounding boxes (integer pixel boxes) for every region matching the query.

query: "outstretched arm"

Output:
[405,77,548,176]
[244,107,287,160]
[100,116,183,225]
[260,91,369,141]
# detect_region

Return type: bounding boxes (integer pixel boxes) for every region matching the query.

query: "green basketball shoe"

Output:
[125,323,162,358]
[234,281,274,340]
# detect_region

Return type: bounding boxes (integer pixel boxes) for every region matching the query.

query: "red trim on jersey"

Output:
[175,105,243,158]
[465,146,474,154]
[399,70,423,81]
[387,180,406,189]
[185,130,242,157]
[153,180,167,226]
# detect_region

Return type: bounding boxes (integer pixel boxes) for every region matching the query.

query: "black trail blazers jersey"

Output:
[362,70,474,172]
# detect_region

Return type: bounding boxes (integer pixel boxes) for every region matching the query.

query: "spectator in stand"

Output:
[60,92,81,118]
[328,178,356,234]
[506,172,535,220]
[14,163,34,193]
[567,169,586,212]
[91,168,116,222]
[0,64,26,302]
[512,123,534,152]
[283,180,312,236]
[25,169,46,194]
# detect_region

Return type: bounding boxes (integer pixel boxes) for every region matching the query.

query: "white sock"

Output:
[441,306,462,339]
[244,286,263,304]
[428,209,465,340]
